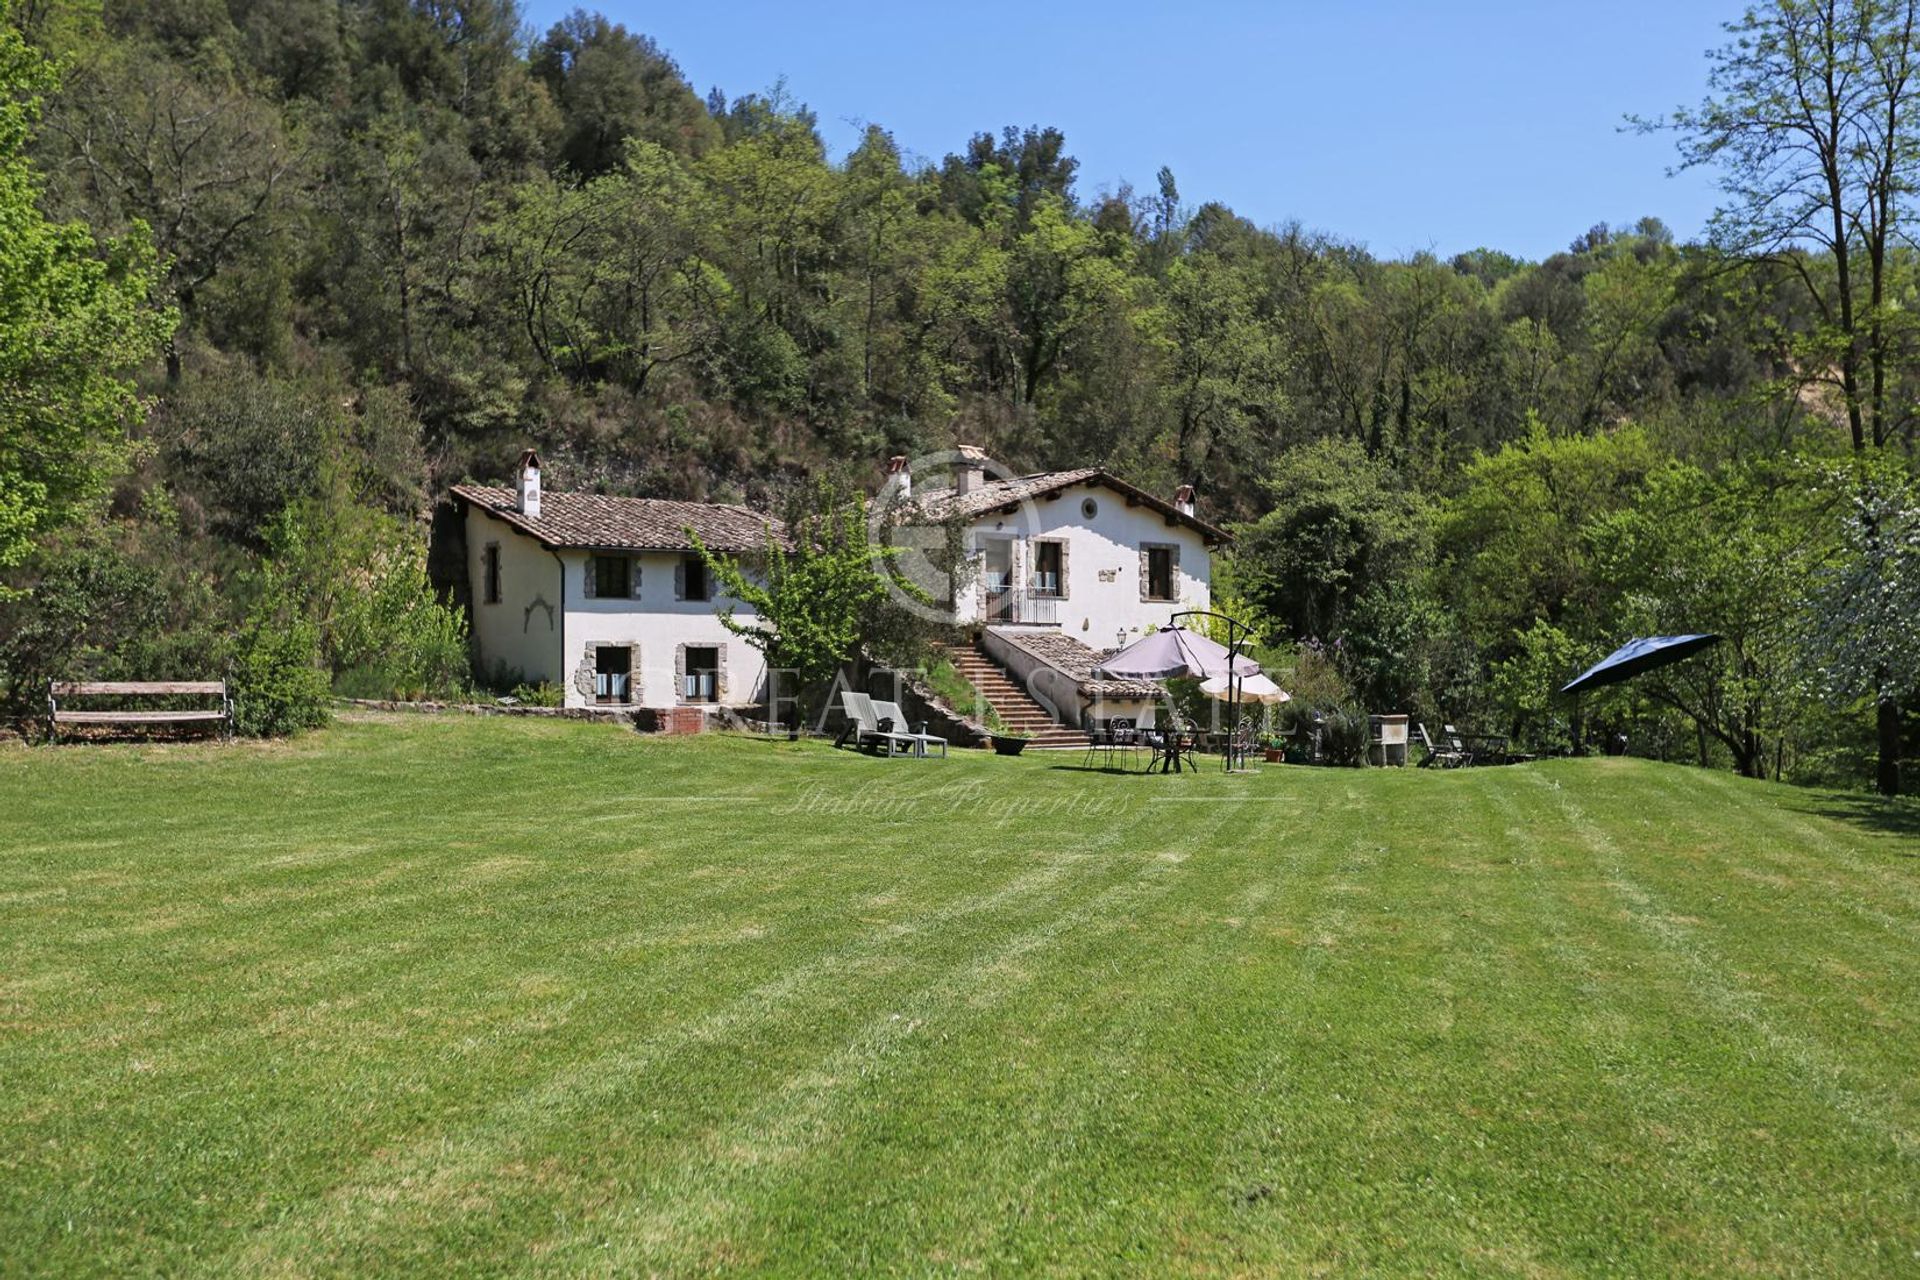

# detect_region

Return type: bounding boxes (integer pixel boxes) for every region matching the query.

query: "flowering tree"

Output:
[1806,466,1920,737]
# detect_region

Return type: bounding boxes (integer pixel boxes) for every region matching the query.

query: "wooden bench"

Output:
[48,681,234,743]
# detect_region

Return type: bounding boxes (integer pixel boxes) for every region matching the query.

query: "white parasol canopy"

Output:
[1200,672,1290,704]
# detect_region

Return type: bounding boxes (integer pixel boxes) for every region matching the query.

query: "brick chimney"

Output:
[884,454,911,498]
[955,444,989,497]
[516,449,542,518]
[1173,484,1195,518]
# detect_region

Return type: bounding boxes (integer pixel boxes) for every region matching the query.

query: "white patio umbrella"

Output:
[1200,671,1289,704]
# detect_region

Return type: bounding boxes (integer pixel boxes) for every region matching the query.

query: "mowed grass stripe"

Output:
[1561,763,1920,1133]
[1485,771,1875,1271]
[222,850,1174,1273]
[1534,769,1919,1179]
[3,718,1919,1276]
[697,786,1314,1274]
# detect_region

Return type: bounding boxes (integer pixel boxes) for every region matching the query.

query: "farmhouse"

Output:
[886,448,1229,733]
[451,452,781,716]
[450,448,1225,732]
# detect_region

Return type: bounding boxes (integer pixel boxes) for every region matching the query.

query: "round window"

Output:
[1081,497,1099,520]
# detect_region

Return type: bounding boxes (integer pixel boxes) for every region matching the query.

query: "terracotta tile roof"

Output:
[992,629,1165,698]
[911,468,1230,544]
[452,484,786,553]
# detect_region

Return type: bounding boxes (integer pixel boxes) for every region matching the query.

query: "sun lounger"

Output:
[1416,722,1470,768]
[871,699,948,758]
[837,691,920,757]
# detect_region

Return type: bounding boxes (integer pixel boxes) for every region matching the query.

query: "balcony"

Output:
[985,586,1059,626]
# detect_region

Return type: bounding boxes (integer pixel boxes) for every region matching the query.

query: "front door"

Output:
[982,538,1013,622]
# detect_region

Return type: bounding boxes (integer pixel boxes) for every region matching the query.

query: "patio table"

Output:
[1144,729,1198,774]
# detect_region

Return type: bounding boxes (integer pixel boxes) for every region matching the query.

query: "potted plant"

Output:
[1262,735,1286,764]
[986,712,1034,756]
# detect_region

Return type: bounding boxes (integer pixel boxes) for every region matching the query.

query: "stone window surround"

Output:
[675,554,712,602]
[675,642,728,704]
[1139,542,1180,603]
[573,641,642,703]
[583,553,643,600]
[1030,537,1069,600]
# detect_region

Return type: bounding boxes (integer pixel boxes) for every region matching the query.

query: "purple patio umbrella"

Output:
[1092,626,1260,681]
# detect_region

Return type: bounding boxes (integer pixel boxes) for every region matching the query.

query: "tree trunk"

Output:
[1877,693,1901,796]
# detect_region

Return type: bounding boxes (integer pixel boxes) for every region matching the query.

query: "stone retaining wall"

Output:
[339,699,633,722]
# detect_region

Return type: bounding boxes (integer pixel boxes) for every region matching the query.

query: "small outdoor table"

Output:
[1145,730,1198,774]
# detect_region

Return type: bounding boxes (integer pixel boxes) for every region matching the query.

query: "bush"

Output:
[1320,705,1370,767]
[510,681,564,708]
[231,608,330,737]
[921,657,988,722]
[0,518,231,731]
[268,496,471,701]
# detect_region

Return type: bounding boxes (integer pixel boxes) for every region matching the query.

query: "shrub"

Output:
[1320,705,1370,768]
[510,681,565,708]
[0,518,231,732]
[920,657,989,722]
[268,496,471,701]
[231,608,330,737]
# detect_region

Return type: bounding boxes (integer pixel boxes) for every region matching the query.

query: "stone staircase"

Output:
[942,641,1089,750]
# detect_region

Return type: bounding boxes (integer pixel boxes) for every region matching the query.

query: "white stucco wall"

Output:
[465,505,770,711]
[465,505,564,687]
[956,482,1213,645]
[559,550,769,711]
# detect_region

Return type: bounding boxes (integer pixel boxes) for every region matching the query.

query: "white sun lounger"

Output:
[871,699,948,758]
[839,691,919,757]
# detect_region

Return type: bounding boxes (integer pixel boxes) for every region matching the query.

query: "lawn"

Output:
[2,714,1917,1277]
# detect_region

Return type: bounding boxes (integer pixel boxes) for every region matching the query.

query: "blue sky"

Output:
[519,1,1734,261]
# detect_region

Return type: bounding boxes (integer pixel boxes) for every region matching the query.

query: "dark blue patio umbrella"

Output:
[1560,634,1721,695]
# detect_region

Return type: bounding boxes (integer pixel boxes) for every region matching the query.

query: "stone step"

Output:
[931,639,1091,749]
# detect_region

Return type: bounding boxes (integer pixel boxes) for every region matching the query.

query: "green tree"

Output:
[692,489,921,722]
[531,9,719,176]
[1157,246,1286,488]
[1233,437,1431,645]
[0,11,171,584]
[39,35,294,381]
[1590,460,1818,777]
[1650,0,1920,791]
[1437,421,1660,661]
[1006,196,1135,404]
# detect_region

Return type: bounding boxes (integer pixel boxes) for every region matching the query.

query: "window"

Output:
[594,646,632,704]
[1146,546,1175,601]
[1081,497,1099,520]
[683,645,719,702]
[593,554,631,599]
[682,555,710,602]
[1032,541,1063,597]
[482,544,501,604]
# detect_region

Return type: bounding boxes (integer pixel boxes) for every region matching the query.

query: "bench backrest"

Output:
[51,681,227,696]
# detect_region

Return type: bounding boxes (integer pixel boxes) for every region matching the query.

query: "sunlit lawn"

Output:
[2,713,1917,1276]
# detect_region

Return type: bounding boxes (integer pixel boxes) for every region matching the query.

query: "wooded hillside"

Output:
[3,0,1917,790]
